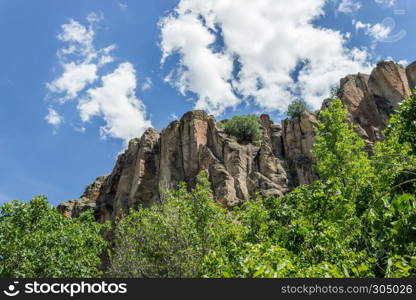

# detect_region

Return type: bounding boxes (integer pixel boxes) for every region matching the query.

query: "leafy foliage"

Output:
[312,99,375,209]
[287,99,308,119]
[385,93,416,155]
[109,172,242,278]
[0,196,108,278]
[221,114,262,144]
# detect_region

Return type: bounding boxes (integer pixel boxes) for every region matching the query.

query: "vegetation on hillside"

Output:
[1,94,416,278]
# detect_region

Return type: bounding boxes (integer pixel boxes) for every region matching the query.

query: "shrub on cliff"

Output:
[221,114,262,144]
[287,99,308,119]
[0,196,108,277]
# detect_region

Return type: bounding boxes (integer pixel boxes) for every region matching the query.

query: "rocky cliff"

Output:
[58,60,415,222]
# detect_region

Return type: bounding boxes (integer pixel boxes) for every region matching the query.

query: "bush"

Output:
[222,115,262,144]
[0,196,108,277]
[287,99,308,119]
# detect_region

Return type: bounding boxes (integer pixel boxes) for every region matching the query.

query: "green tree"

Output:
[312,99,374,206]
[0,196,108,278]
[364,193,416,277]
[287,99,308,119]
[221,115,262,144]
[375,95,416,195]
[110,172,242,278]
[385,93,416,155]
[203,183,374,278]
[365,95,416,277]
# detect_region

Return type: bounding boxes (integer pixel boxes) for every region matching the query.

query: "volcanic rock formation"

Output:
[58,60,414,222]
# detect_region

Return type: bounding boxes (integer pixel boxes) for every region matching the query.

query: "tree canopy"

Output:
[0,196,108,278]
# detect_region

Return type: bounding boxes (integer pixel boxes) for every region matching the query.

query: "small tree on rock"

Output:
[287,99,308,119]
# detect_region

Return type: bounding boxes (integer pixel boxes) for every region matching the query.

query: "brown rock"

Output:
[95,128,160,222]
[338,61,411,146]
[282,112,318,186]
[369,61,411,107]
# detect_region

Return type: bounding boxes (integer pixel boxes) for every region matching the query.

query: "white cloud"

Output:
[78,62,152,144]
[47,62,98,100]
[338,0,361,14]
[160,0,372,114]
[386,56,408,66]
[48,15,115,101]
[160,12,238,115]
[398,59,409,66]
[141,77,153,91]
[45,107,63,126]
[57,18,95,61]
[47,13,152,145]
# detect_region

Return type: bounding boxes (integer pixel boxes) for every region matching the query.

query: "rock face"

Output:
[339,61,411,147]
[282,112,318,186]
[59,60,415,222]
[64,110,321,222]
[95,128,161,222]
[57,175,107,218]
[93,111,302,222]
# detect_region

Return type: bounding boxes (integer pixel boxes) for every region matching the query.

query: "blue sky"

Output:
[0,0,415,206]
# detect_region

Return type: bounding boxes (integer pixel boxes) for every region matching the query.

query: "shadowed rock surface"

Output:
[57,175,108,218]
[58,60,415,222]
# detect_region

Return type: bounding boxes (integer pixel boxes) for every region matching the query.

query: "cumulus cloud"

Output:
[47,62,98,99]
[47,13,112,101]
[160,12,238,115]
[45,107,63,126]
[338,0,362,14]
[160,0,372,115]
[47,13,152,145]
[79,62,151,143]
